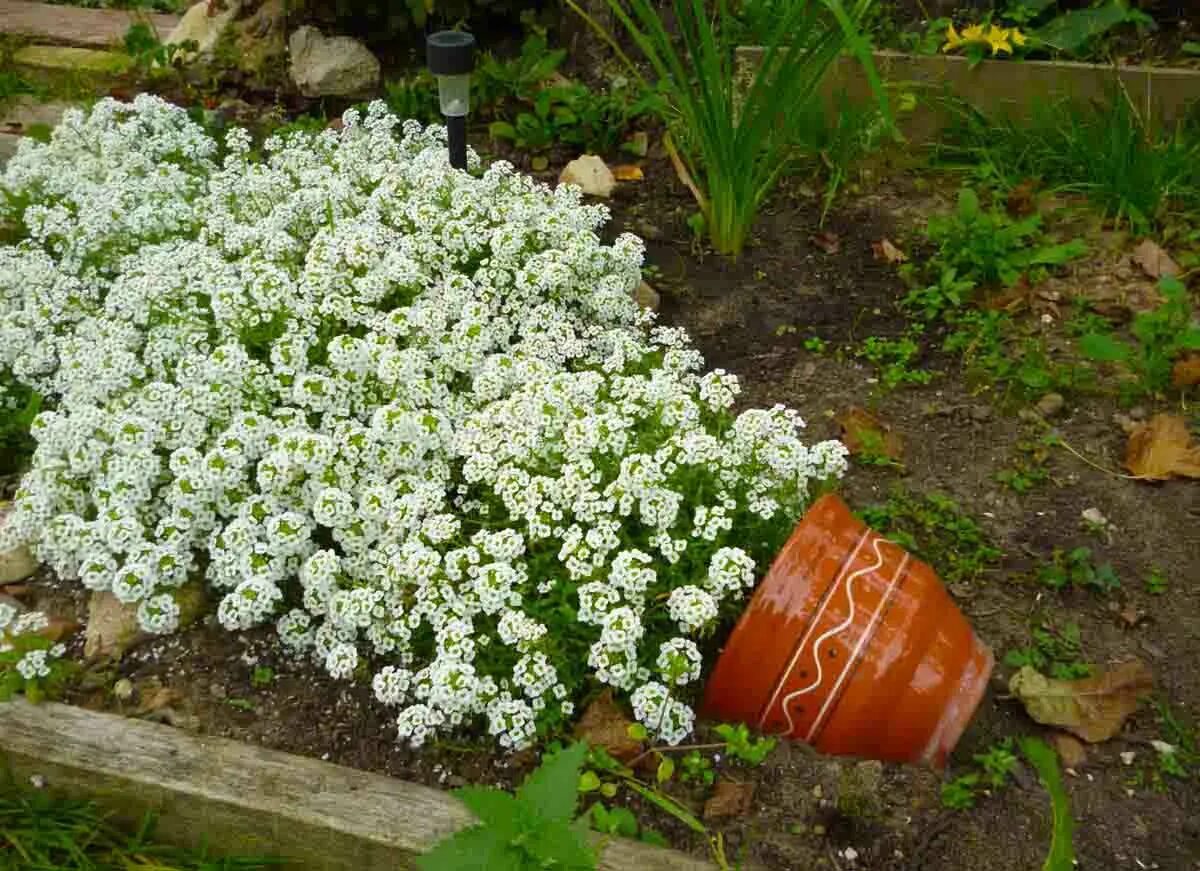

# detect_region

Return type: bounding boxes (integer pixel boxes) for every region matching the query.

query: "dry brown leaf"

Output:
[1052,732,1087,768]
[612,164,644,182]
[703,780,756,820]
[837,407,903,461]
[39,616,81,643]
[810,231,841,255]
[1116,603,1144,628]
[1124,414,1200,480]
[574,689,643,763]
[1172,354,1200,388]
[1009,659,1154,743]
[871,238,907,264]
[1005,178,1039,217]
[1131,239,1180,280]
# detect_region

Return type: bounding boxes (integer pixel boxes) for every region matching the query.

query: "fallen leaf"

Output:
[612,164,644,182]
[1005,178,1039,217]
[836,407,903,461]
[871,238,907,264]
[1051,733,1087,768]
[1009,660,1154,743]
[1131,239,1180,280]
[1172,353,1200,388]
[39,616,81,643]
[1124,414,1200,480]
[703,779,756,820]
[574,689,643,763]
[810,231,841,255]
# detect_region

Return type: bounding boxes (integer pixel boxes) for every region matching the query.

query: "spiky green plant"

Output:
[570,0,885,257]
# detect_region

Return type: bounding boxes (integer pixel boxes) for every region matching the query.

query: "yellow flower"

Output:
[942,23,965,51]
[985,25,1014,55]
[1011,28,1028,47]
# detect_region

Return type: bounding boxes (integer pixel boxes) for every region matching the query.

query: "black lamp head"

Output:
[426,31,476,76]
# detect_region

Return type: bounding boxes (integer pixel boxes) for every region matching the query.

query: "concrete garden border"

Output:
[737,48,1200,141]
[0,700,716,870]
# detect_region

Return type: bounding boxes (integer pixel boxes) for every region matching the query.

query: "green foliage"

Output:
[0,633,75,705]
[679,750,715,786]
[1020,737,1075,871]
[420,743,595,871]
[1079,277,1200,399]
[489,82,661,155]
[583,0,885,256]
[1037,546,1120,594]
[0,784,279,869]
[860,489,1001,583]
[1004,620,1091,679]
[995,435,1055,493]
[1145,566,1168,595]
[122,22,195,75]
[941,96,1200,231]
[1152,698,1198,781]
[1029,0,1152,56]
[0,370,41,473]
[925,189,1086,288]
[383,73,441,126]
[714,723,776,765]
[940,739,1018,809]
[586,803,666,846]
[855,332,934,389]
[475,32,567,111]
[250,666,275,688]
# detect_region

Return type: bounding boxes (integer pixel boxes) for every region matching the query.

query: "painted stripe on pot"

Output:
[755,527,870,732]
[805,540,910,743]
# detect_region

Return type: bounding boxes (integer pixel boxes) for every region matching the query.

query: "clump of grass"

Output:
[0,784,279,870]
[938,94,1200,231]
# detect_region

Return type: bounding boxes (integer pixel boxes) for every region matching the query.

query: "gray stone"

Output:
[85,592,148,659]
[559,155,615,198]
[288,26,380,98]
[0,503,37,585]
[1035,392,1065,417]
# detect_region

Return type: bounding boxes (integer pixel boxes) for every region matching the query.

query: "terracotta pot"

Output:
[702,493,992,767]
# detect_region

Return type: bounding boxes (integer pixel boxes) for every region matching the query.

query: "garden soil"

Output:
[26,163,1199,870]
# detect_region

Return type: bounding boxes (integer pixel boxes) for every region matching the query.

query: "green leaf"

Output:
[524,819,597,870]
[416,824,518,871]
[1033,1,1135,54]
[599,782,618,799]
[1020,737,1075,871]
[1078,333,1131,363]
[1029,239,1087,266]
[1184,41,1200,56]
[623,780,706,834]
[516,742,588,825]
[488,121,517,141]
[1176,328,1200,351]
[578,771,601,793]
[656,757,675,783]
[626,723,648,741]
[454,787,522,830]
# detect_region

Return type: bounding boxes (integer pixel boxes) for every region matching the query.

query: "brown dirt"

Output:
[18,155,1200,870]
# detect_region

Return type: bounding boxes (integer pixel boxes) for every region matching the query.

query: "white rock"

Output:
[288,26,380,98]
[84,592,148,659]
[166,0,241,59]
[558,155,615,198]
[0,503,37,585]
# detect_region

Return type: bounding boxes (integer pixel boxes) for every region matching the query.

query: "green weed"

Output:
[860,489,1001,583]
[1004,620,1091,679]
[1145,567,1168,595]
[250,666,274,689]
[940,739,1018,809]
[421,743,595,871]
[1037,546,1120,594]
[856,332,934,389]
[1079,276,1200,400]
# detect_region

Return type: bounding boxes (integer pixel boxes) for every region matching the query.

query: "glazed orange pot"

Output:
[702,493,992,767]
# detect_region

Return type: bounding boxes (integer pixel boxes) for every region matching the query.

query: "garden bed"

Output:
[5,161,1194,869]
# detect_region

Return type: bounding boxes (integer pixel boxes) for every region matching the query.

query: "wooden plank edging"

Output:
[0,0,181,49]
[0,700,714,870]
[736,47,1200,140]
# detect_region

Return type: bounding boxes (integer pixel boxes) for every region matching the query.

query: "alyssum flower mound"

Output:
[0,96,847,749]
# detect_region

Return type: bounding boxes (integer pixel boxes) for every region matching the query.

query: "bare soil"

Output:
[17,156,1200,870]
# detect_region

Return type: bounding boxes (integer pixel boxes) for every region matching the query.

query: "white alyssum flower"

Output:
[0,96,848,751]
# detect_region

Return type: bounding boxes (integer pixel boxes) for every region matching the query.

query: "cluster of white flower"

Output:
[0,96,847,750]
[0,605,67,680]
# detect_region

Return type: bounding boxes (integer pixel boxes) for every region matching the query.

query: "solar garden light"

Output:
[426,30,476,171]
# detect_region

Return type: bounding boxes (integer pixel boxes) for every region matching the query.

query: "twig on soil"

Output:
[628,741,727,768]
[1053,437,1145,481]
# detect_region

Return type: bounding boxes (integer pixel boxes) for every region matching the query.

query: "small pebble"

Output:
[843,847,859,862]
[969,404,993,422]
[1129,406,1147,421]
[1121,751,1137,766]
[29,774,45,789]
[1035,392,1065,417]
